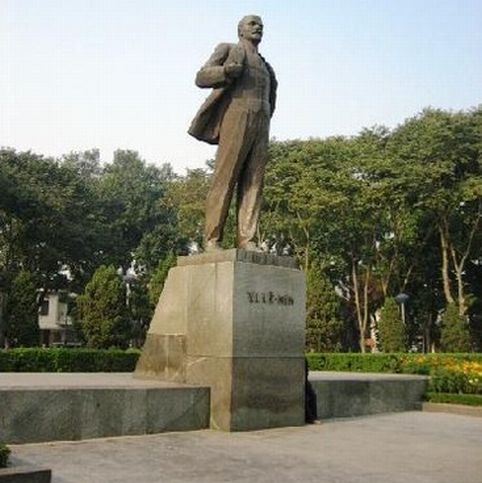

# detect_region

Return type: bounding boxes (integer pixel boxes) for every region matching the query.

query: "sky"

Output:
[1,0,481,174]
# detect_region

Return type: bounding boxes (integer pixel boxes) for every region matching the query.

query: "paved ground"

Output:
[10,411,482,483]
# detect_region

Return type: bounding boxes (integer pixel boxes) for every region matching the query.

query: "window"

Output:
[40,300,49,316]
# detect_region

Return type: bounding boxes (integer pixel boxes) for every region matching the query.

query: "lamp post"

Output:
[395,292,409,325]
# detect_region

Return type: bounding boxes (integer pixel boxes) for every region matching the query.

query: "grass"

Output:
[425,392,482,407]
[0,443,10,468]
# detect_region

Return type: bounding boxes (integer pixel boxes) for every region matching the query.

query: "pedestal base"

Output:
[135,249,306,431]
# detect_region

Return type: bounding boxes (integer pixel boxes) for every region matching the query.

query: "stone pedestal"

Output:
[135,249,306,431]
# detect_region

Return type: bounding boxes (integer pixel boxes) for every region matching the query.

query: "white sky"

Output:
[1,0,481,173]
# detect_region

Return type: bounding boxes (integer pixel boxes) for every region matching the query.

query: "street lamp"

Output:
[395,292,409,325]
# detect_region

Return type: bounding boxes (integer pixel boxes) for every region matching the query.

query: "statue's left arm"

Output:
[264,59,278,117]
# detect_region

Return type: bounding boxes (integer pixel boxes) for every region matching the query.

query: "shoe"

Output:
[239,241,262,252]
[204,240,222,252]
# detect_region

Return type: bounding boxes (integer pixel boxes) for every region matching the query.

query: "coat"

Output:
[188,42,277,145]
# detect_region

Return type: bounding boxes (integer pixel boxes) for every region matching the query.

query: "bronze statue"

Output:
[189,15,277,252]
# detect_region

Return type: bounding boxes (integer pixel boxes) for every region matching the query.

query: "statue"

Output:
[189,15,277,252]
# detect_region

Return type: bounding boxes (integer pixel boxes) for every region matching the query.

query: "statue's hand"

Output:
[224,62,243,79]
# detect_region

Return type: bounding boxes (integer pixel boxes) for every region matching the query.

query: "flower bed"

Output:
[306,353,482,396]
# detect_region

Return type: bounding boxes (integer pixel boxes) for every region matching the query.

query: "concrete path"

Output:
[10,411,482,483]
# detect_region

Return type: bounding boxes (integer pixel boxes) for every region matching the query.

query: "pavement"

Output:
[9,411,482,483]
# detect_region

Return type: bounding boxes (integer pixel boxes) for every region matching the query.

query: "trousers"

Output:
[204,101,270,247]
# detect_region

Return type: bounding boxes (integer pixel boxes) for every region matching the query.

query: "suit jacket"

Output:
[188,42,277,145]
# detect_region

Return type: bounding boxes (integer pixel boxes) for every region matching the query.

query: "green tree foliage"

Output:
[148,252,177,307]
[164,168,211,250]
[1,106,480,352]
[305,262,343,352]
[76,265,130,348]
[0,149,105,293]
[263,107,481,352]
[377,297,408,353]
[386,108,482,316]
[127,279,152,346]
[98,150,178,272]
[3,271,39,347]
[440,303,472,352]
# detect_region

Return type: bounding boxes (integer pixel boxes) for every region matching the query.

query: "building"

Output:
[38,292,78,346]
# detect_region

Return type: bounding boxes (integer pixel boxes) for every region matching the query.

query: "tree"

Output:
[76,265,130,348]
[0,148,105,294]
[62,149,102,180]
[98,150,177,272]
[387,108,482,317]
[148,252,177,307]
[305,261,343,352]
[440,303,472,352]
[377,297,407,352]
[164,167,211,250]
[127,278,152,347]
[3,270,39,347]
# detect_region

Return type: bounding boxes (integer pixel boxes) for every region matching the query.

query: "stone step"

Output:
[0,466,52,483]
[309,371,429,419]
[0,371,428,444]
[0,373,210,444]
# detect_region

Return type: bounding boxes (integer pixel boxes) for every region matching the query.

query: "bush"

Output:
[3,270,40,347]
[0,348,140,372]
[0,443,10,468]
[377,297,407,352]
[305,263,343,352]
[76,265,131,349]
[440,303,472,352]
[306,353,404,373]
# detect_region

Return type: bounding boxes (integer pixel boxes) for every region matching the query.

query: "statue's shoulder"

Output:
[212,42,237,55]
[204,43,237,66]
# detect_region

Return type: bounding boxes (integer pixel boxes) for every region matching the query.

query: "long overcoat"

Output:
[188,42,277,145]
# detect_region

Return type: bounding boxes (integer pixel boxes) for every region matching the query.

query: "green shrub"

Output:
[425,392,482,406]
[0,348,140,372]
[306,353,405,373]
[3,270,40,347]
[305,263,343,352]
[440,303,472,352]
[377,297,407,353]
[76,265,131,349]
[0,442,10,468]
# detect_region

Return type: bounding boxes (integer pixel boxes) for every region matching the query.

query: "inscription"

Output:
[247,291,294,306]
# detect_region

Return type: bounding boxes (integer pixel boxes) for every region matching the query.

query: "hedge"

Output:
[0,443,10,468]
[0,348,140,372]
[306,353,482,395]
[1,350,481,397]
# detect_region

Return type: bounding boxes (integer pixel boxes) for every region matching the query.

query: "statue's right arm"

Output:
[195,43,231,88]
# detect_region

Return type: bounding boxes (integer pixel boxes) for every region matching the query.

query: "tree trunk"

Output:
[352,258,368,353]
[449,203,481,316]
[0,291,4,348]
[453,266,467,316]
[439,224,454,305]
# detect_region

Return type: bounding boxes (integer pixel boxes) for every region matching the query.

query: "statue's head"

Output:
[238,15,263,44]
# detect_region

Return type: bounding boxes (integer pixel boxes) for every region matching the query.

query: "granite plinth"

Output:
[0,466,51,483]
[0,373,209,444]
[135,249,306,431]
[177,249,299,269]
[309,371,429,419]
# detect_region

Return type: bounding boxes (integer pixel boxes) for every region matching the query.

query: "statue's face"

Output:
[239,15,263,44]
